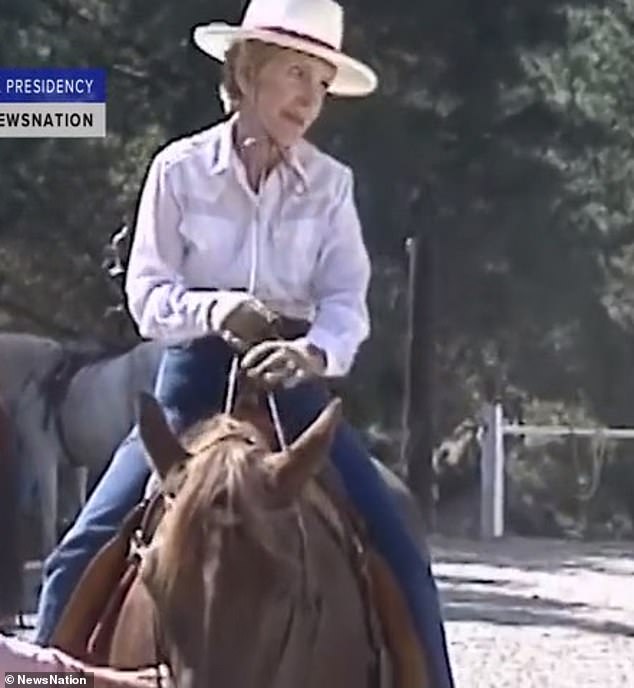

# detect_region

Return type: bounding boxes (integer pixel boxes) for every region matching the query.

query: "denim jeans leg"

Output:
[275,381,455,688]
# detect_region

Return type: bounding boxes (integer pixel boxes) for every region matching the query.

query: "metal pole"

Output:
[399,239,415,466]
[402,230,436,530]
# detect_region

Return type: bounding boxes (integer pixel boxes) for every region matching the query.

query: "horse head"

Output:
[133,392,354,688]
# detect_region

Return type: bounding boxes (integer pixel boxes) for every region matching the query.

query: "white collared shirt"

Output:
[125,115,371,377]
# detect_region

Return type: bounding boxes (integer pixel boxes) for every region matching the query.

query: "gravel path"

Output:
[431,535,634,687]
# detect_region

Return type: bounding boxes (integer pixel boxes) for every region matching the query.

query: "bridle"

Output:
[126,429,386,688]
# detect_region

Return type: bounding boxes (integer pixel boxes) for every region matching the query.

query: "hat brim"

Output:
[192,23,377,97]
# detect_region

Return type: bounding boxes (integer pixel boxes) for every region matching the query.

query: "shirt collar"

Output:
[284,143,309,192]
[208,113,309,191]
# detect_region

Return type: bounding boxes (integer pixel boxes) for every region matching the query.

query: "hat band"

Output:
[259,26,338,52]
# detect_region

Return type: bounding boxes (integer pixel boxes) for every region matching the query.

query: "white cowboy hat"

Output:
[192,0,378,97]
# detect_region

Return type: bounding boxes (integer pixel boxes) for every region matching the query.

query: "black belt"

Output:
[215,288,311,340]
[275,316,311,340]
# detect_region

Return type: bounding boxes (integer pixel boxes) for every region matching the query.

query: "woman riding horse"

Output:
[36,0,454,685]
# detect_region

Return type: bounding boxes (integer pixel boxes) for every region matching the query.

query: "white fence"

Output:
[478,402,634,539]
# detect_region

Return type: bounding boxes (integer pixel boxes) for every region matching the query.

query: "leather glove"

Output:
[209,292,280,350]
[240,339,327,389]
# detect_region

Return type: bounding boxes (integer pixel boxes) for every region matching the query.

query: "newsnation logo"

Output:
[0,67,106,138]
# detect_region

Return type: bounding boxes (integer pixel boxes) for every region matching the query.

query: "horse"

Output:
[0,332,164,557]
[52,391,429,687]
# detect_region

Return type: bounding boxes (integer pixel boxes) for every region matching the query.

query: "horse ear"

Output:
[268,397,342,498]
[137,392,189,479]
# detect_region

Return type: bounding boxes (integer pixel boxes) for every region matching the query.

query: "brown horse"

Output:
[52,391,428,687]
[113,394,388,687]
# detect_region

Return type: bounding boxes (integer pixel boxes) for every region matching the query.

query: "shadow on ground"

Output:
[430,535,634,638]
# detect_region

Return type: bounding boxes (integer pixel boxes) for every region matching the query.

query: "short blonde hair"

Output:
[219,39,286,114]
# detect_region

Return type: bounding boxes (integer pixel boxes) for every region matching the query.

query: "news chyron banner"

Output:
[0,67,106,138]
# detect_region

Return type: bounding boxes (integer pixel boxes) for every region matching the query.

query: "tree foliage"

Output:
[2,0,634,535]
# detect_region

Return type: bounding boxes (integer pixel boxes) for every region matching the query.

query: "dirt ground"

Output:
[431,535,634,687]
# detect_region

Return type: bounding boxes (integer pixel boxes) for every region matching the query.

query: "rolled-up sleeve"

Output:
[125,151,218,342]
[304,169,371,377]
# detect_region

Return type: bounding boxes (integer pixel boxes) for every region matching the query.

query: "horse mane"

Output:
[151,414,282,599]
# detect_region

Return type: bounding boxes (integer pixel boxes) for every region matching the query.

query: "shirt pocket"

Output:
[179,211,244,278]
[269,217,320,288]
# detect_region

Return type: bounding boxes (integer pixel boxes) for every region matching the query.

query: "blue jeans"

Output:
[36,336,454,687]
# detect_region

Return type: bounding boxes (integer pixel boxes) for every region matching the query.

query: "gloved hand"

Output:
[240,339,327,389]
[209,292,280,350]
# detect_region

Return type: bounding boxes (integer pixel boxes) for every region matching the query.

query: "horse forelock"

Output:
[151,414,290,599]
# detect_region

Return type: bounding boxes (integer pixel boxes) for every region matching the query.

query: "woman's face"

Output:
[241,46,337,148]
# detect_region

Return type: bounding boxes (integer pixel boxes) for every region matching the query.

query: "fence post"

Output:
[479,401,505,539]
